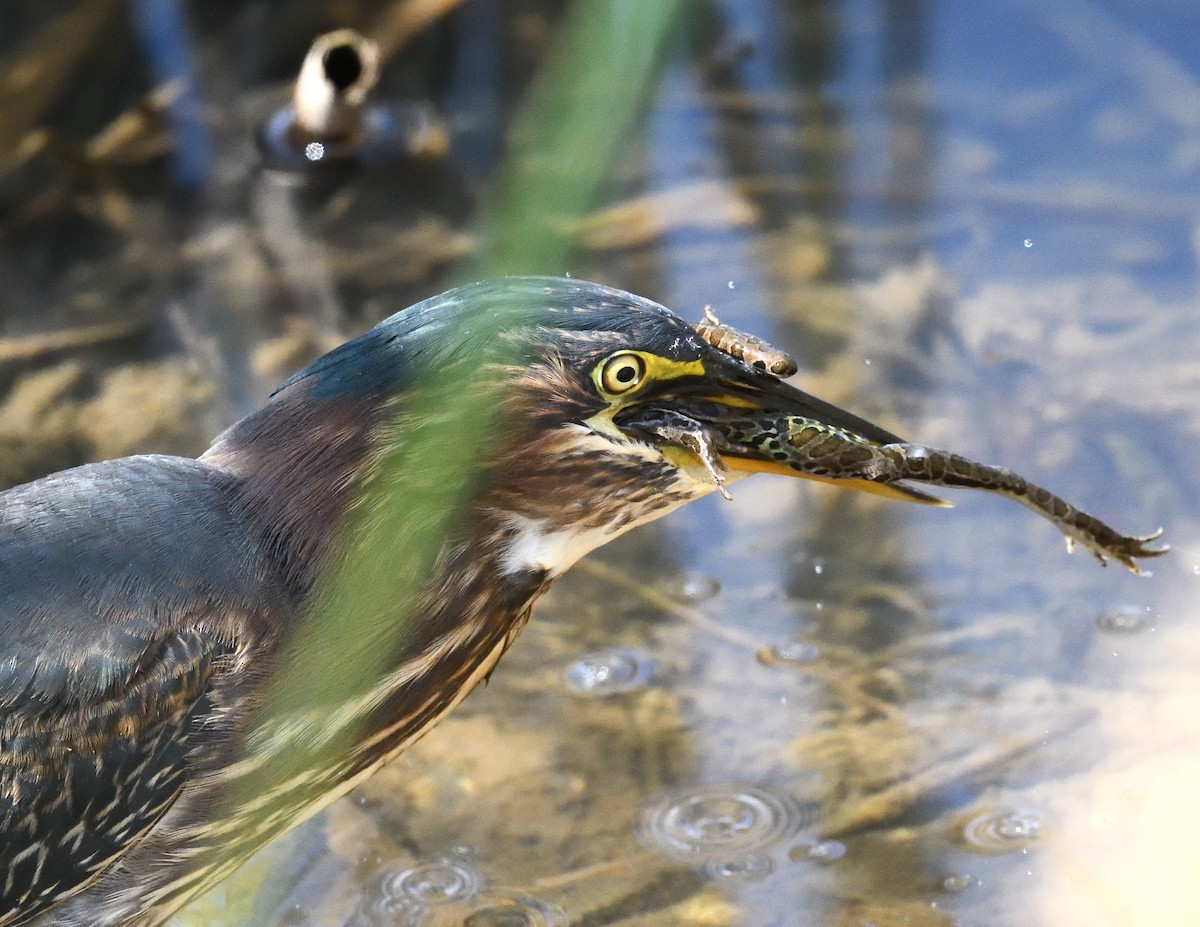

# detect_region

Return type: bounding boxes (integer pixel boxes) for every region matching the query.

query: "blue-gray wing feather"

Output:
[0,457,272,924]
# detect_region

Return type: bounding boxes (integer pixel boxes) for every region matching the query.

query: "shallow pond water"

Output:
[2,2,1199,926]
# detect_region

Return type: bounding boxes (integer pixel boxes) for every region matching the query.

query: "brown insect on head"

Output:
[694,306,798,378]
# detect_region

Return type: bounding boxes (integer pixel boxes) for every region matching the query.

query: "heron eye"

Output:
[599,352,647,394]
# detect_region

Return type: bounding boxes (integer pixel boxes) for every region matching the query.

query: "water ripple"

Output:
[788,837,846,864]
[365,867,564,926]
[563,647,653,696]
[358,892,424,927]
[1095,604,1149,634]
[380,860,483,905]
[664,571,721,603]
[703,852,775,881]
[961,807,1047,853]
[757,641,820,666]
[458,893,569,927]
[635,785,803,867]
[941,873,977,893]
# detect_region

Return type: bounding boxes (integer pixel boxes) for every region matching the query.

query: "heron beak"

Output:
[615,358,949,506]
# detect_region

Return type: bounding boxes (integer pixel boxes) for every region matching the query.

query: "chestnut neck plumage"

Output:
[200,374,557,727]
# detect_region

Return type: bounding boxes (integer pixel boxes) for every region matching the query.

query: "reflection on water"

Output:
[2,0,1199,925]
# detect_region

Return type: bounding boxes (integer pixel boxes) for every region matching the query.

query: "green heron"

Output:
[0,277,1163,926]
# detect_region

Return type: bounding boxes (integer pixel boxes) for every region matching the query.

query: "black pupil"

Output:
[615,364,637,383]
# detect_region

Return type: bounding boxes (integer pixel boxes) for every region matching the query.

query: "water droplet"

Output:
[304,141,326,161]
[704,852,774,881]
[1192,563,1199,575]
[757,641,820,667]
[727,280,736,289]
[941,873,976,893]
[1023,239,1033,248]
[381,860,482,905]
[665,571,721,603]
[459,894,568,927]
[636,785,803,863]
[788,837,845,864]
[563,648,652,696]
[863,357,872,366]
[961,808,1046,854]
[563,271,572,278]
[1095,605,1147,634]
[812,559,825,575]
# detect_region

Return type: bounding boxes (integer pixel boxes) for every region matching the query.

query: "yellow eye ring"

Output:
[599,352,647,394]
